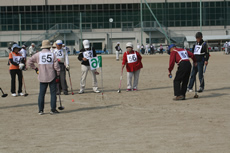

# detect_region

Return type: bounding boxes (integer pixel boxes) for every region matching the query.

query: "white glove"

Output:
[19,63,25,70]
[66,65,70,70]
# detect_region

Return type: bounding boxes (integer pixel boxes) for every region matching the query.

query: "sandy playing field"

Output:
[0,52,229,153]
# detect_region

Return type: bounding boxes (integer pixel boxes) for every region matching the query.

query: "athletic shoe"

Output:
[187,88,193,92]
[133,88,138,91]
[198,87,204,93]
[126,89,132,92]
[18,93,24,96]
[11,93,17,97]
[50,110,59,115]
[78,90,84,94]
[94,90,100,93]
[38,111,44,115]
[173,95,185,101]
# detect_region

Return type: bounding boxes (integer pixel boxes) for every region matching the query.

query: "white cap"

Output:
[126,42,133,48]
[117,42,120,45]
[31,43,35,46]
[62,44,65,46]
[83,40,90,49]
[56,40,63,45]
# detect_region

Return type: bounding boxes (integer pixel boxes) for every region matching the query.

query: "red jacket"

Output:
[122,50,143,72]
[168,48,196,73]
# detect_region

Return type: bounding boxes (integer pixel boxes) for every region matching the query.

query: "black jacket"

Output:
[192,39,209,62]
[78,47,97,66]
[115,45,122,51]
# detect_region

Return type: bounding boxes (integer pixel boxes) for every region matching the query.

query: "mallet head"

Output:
[58,106,65,110]
[2,94,8,98]
[117,89,121,93]
[194,94,199,98]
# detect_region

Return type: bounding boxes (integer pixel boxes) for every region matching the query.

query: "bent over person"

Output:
[28,40,60,115]
[168,44,197,100]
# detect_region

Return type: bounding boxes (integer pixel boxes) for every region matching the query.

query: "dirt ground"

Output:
[0,52,230,153]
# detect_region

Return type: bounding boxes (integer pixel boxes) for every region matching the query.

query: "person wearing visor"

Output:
[52,40,70,95]
[187,32,209,93]
[122,42,143,91]
[9,44,25,97]
[168,44,196,100]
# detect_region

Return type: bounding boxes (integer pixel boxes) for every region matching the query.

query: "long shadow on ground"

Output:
[61,104,120,114]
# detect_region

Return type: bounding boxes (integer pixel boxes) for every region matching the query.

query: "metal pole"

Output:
[111,23,112,54]
[80,12,83,49]
[19,14,22,46]
[140,0,143,46]
[144,0,171,44]
[200,0,202,32]
[64,34,66,46]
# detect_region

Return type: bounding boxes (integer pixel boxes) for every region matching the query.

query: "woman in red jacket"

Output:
[122,42,143,91]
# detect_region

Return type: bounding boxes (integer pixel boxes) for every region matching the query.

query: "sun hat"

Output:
[126,42,133,48]
[41,40,51,49]
[83,40,90,49]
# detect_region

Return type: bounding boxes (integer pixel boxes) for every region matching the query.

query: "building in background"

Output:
[0,0,229,55]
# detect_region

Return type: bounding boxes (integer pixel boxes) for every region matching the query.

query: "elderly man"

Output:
[52,40,70,95]
[187,32,209,93]
[28,40,60,115]
[29,43,36,56]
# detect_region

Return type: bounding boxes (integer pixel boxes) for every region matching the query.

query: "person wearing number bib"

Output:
[78,40,100,94]
[52,40,70,95]
[9,44,25,97]
[28,40,61,115]
[187,32,209,93]
[168,44,197,100]
[122,42,143,91]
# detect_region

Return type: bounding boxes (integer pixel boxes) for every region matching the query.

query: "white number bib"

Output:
[127,52,138,63]
[39,53,54,64]
[178,50,189,60]
[13,56,22,64]
[54,50,64,58]
[194,45,202,55]
[83,50,93,59]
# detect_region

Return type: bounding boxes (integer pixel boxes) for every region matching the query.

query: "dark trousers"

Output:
[174,61,191,97]
[38,79,57,112]
[10,69,22,94]
[188,61,205,89]
[57,63,68,93]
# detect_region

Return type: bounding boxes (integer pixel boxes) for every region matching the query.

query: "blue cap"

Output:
[167,44,176,55]
[168,44,176,51]
[12,44,21,51]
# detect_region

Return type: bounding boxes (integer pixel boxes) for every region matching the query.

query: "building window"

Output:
[0,42,8,47]
[66,40,75,46]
